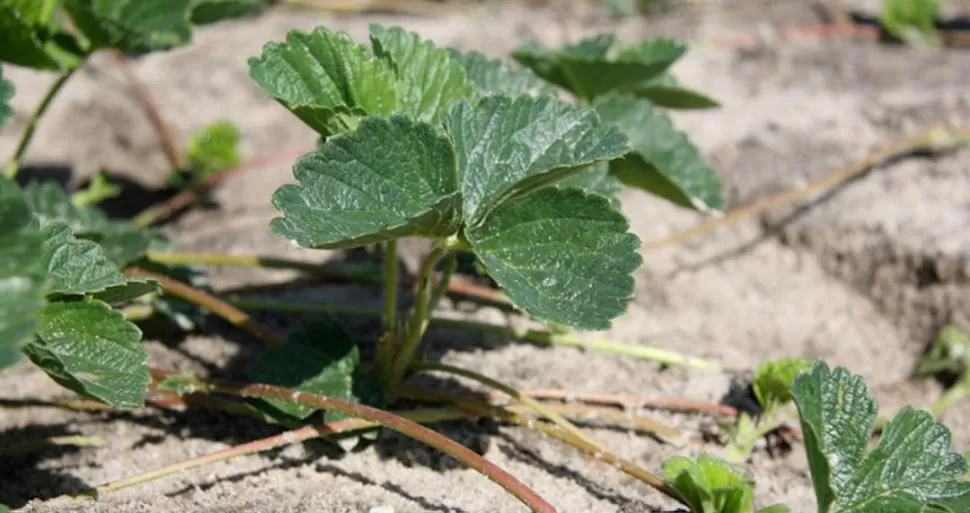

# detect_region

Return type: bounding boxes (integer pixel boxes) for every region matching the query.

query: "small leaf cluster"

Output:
[0,0,267,72]
[250,25,643,330]
[723,357,812,462]
[665,361,970,513]
[0,178,159,406]
[881,0,940,45]
[512,33,724,212]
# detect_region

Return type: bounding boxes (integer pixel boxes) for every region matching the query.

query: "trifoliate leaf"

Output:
[0,0,83,70]
[250,319,383,421]
[556,161,622,208]
[445,94,628,226]
[23,298,149,407]
[71,170,122,208]
[753,357,812,412]
[0,64,13,127]
[446,48,555,97]
[270,115,461,249]
[248,27,400,137]
[633,72,720,109]
[186,120,241,177]
[792,362,970,513]
[369,25,473,124]
[63,0,194,54]
[662,453,756,513]
[40,223,158,301]
[513,35,686,102]
[881,0,940,45]
[594,94,723,212]
[25,181,151,266]
[0,179,46,369]
[191,0,264,25]
[466,187,640,330]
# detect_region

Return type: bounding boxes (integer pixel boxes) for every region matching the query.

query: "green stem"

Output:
[930,381,970,418]
[412,361,605,449]
[429,252,457,311]
[148,369,556,513]
[388,245,447,387]
[382,241,399,332]
[4,68,77,179]
[145,250,382,283]
[226,298,724,371]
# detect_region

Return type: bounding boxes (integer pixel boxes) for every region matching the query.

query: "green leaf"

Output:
[23,299,149,407]
[753,357,812,412]
[792,362,970,513]
[25,181,151,266]
[248,27,400,137]
[633,73,720,109]
[186,120,242,177]
[444,94,629,226]
[594,94,724,212]
[556,161,622,208]
[250,319,383,421]
[270,115,461,249]
[662,453,755,513]
[446,48,555,97]
[513,35,686,102]
[0,0,83,70]
[191,0,264,25]
[0,179,46,369]
[368,25,473,124]
[40,223,158,301]
[466,187,640,330]
[64,0,194,54]
[755,506,791,513]
[0,64,13,127]
[71,170,122,208]
[881,0,940,44]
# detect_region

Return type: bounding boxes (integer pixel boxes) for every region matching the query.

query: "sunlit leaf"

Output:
[556,161,622,208]
[467,187,640,330]
[792,362,970,513]
[662,453,757,513]
[0,0,83,70]
[633,72,719,109]
[0,179,45,369]
[369,25,473,124]
[248,26,400,136]
[270,115,461,249]
[445,94,628,226]
[446,48,555,97]
[595,94,723,212]
[23,298,149,407]
[753,357,812,412]
[186,120,241,177]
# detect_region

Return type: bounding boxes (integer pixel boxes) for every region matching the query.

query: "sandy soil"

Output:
[2,1,969,512]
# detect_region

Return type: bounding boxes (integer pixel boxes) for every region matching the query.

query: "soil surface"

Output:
[2,1,969,512]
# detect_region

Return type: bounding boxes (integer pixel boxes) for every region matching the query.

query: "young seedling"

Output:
[722,357,811,463]
[664,361,970,513]
[792,361,970,512]
[916,324,970,417]
[169,120,243,188]
[0,0,264,178]
[880,0,941,45]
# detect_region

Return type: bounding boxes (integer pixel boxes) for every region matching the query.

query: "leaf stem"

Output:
[145,250,381,282]
[929,381,970,418]
[50,408,468,504]
[412,361,606,450]
[111,50,186,171]
[3,68,77,179]
[642,126,970,250]
[429,252,457,311]
[148,369,556,513]
[226,297,724,371]
[124,268,283,346]
[489,388,739,417]
[397,386,684,505]
[382,241,399,333]
[388,245,447,387]
[130,148,305,228]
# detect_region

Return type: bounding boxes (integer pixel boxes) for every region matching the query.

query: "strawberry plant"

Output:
[881,0,940,45]
[663,361,970,513]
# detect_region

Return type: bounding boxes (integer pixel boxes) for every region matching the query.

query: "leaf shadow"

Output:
[0,424,93,508]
